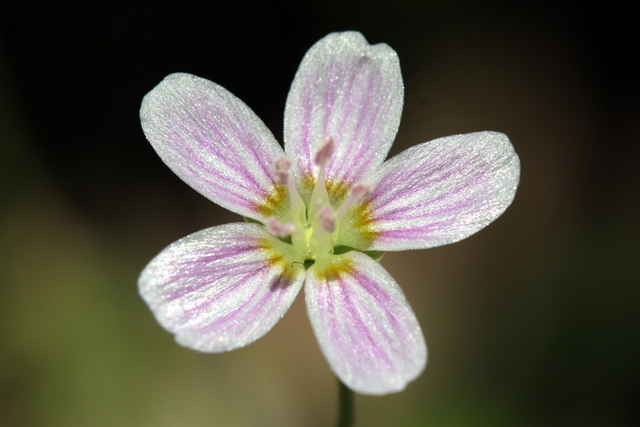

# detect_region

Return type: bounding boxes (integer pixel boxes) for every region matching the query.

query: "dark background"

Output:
[1,1,639,426]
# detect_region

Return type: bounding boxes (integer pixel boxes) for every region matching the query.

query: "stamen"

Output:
[273,157,292,185]
[335,182,372,220]
[314,136,335,167]
[308,203,336,257]
[350,182,372,203]
[266,217,297,238]
[318,205,336,232]
[309,137,335,224]
[272,157,305,234]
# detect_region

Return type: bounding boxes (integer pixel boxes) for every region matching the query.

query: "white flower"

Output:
[138,32,520,395]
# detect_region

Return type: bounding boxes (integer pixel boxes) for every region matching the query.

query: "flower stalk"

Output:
[337,379,354,427]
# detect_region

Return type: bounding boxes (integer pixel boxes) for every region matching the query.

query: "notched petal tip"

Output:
[284,29,404,186]
[320,31,394,55]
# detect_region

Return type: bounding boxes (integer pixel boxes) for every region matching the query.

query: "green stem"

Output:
[336,379,354,427]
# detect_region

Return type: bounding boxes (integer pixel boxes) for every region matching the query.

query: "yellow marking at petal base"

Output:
[301,172,379,249]
[351,200,378,242]
[300,174,316,203]
[327,181,349,205]
[256,237,298,282]
[313,256,354,281]
[336,199,379,248]
[254,184,288,218]
[300,174,348,206]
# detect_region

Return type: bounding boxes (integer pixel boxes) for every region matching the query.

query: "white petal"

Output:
[305,252,427,395]
[368,131,520,251]
[141,73,284,221]
[284,32,403,188]
[139,223,305,352]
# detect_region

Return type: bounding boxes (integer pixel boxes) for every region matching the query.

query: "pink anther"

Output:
[273,157,292,185]
[314,136,336,167]
[266,217,297,238]
[318,205,336,232]
[350,182,372,203]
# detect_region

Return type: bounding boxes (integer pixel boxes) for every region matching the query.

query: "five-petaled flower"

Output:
[138,31,520,395]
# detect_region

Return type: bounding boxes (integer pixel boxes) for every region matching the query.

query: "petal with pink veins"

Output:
[284,32,403,188]
[141,73,284,221]
[305,251,427,395]
[367,131,520,251]
[139,223,305,353]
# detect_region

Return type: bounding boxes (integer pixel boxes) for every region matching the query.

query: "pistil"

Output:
[272,156,306,248]
[307,137,338,259]
[269,138,374,264]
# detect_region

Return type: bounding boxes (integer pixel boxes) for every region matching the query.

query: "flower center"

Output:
[265,137,372,267]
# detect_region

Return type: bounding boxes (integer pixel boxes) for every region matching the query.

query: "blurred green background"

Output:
[1,1,639,426]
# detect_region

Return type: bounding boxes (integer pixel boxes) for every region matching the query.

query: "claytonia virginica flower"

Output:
[139,31,520,395]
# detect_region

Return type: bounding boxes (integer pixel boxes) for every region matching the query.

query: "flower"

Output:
[138,31,520,395]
